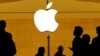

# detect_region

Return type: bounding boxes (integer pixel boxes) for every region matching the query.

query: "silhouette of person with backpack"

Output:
[81,34,90,56]
[71,26,83,56]
[35,47,45,56]
[91,26,100,56]
[54,45,66,56]
[0,20,16,56]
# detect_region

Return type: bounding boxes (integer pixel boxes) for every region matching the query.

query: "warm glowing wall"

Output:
[0,0,100,12]
[0,0,100,56]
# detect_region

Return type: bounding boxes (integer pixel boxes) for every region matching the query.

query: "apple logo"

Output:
[34,2,59,32]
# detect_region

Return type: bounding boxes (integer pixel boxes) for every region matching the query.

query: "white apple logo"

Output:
[34,2,59,32]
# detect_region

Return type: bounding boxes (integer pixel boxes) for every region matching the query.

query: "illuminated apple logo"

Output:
[34,2,59,32]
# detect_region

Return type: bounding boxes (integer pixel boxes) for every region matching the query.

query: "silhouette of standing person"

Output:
[0,20,16,56]
[91,26,100,56]
[81,34,90,56]
[71,26,83,56]
[54,45,66,56]
[35,47,45,56]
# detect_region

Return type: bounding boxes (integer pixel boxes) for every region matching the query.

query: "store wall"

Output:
[0,0,100,56]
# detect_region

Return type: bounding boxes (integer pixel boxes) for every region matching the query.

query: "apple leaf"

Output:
[46,2,52,9]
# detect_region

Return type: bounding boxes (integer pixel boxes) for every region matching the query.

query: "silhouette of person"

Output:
[0,20,16,56]
[35,47,45,56]
[91,26,100,56]
[81,34,90,56]
[71,26,83,56]
[54,45,66,56]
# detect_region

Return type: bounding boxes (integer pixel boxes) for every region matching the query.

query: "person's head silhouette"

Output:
[55,45,66,56]
[82,34,90,44]
[58,45,64,53]
[38,47,45,54]
[96,26,100,37]
[74,26,83,37]
[0,20,6,31]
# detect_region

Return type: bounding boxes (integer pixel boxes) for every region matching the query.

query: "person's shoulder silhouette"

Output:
[35,47,45,56]
[54,45,66,56]
[0,20,16,56]
[73,26,83,46]
[72,26,83,48]
[91,26,100,47]
[91,26,100,56]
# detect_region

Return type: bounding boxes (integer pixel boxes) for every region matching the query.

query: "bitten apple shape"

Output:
[34,2,59,32]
